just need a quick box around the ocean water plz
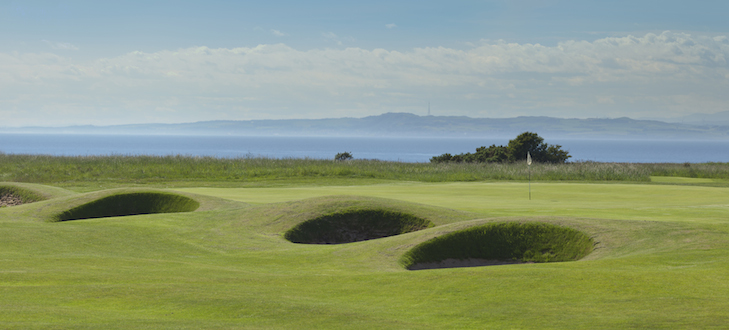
[1,134,729,163]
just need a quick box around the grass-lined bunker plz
[402,222,594,270]
[0,184,45,207]
[55,192,199,221]
[285,209,434,244]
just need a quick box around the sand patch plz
[408,258,531,270]
[0,194,24,207]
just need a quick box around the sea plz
[1,133,729,163]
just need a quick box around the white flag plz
[527,152,532,165]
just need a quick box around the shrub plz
[334,152,354,161]
[431,132,570,164]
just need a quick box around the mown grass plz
[3,154,729,327]
[2,183,729,329]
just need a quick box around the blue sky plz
[2,0,729,126]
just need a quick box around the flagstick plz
[527,152,532,200]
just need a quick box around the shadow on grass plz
[55,192,199,221]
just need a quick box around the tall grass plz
[0,154,657,184]
[642,162,729,179]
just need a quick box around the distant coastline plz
[3,112,729,140]
[2,134,729,163]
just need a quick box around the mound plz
[0,185,45,207]
[55,192,200,221]
[401,222,594,270]
[285,209,434,244]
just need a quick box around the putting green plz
[2,181,729,328]
[174,181,729,223]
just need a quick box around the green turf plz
[2,181,729,328]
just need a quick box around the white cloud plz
[385,23,397,29]
[271,29,287,37]
[322,32,343,45]
[42,40,79,50]
[2,31,729,125]
[322,32,355,46]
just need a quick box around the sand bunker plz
[402,222,593,270]
[56,192,199,221]
[0,185,44,207]
[285,209,433,244]
[0,193,24,207]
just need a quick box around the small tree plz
[430,132,570,164]
[507,132,570,163]
[334,152,353,161]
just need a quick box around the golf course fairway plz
[2,181,728,328]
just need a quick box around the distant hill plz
[666,110,729,126]
[4,113,729,139]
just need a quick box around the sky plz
[2,0,729,127]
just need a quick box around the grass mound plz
[285,209,434,244]
[0,184,45,207]
[55,192,200,221]
[401,222,594,270]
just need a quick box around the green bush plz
[401,222,594,269]
[431,132,570,164]
[334,152,354,161]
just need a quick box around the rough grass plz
[400,222,594,269]
[644,162,729,179]
[5,154,729,191]
[0,154,653,187]
[54,192,200,221]
[284,209,434,244]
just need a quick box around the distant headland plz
[3,112,729,139]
